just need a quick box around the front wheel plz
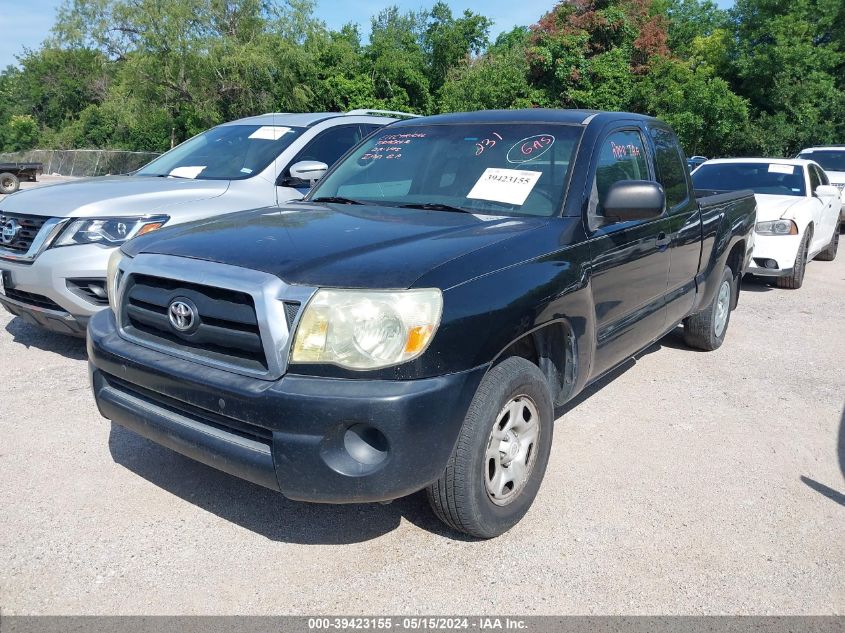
[815,224,839,261]
[427,356,553,538]
[683,265,735,351]
[776,231,810,289]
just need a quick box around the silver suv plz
[0,110,411,335]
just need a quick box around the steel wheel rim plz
[714,280,730,338]
[484,395,541,506]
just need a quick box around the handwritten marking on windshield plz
[507,135,555,163]
[475,132,503,156]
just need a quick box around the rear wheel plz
[683,265,735,351]
[0,172,19,194]
[816,224,839,261]
[776,230,810,289]
[427,356,553,539]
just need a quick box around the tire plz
[815,224,839,261]
[427,356,553,539]
[0,172,20,194]
[683,265,735,351]
[776,230,810,289]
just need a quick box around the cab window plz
[649,127,688,209]
[592,129,650,216]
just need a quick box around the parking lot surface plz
[0,251,843,615]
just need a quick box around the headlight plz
[106,249,125,313]
[54,215,168,247]
[756,219,798,235]
[291,288,443,370]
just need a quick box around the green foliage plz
[634,58,750,156]
[0,0,842,159]
[2,115,40,151]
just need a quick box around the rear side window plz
[593,129,650,214]
[649,127,689,208]
[813,165,829,186]
[808,165,821,193]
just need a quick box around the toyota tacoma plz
[88,109,756,538]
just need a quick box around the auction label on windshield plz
[467,168,542,206]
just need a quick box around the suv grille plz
[4,287,65,312]
[121,273,268,373]
[0,212,50,253]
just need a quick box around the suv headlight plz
[291,288,443,370]
[756,219,798,235]
[54,215,168,247]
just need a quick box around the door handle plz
[656,232,671,249]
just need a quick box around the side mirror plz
[287,160,328,186]
[814,184,840,199]
[603,180,665,222]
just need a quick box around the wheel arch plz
[491,319,578,407]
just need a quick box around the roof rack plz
[345,109,422,119]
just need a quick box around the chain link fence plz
[0,149,161,177]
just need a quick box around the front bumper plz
[88,309,487,503]
[745,232,801,277]
[0,242,112,334]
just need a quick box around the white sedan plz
[692,158,840,289]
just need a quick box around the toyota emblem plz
[1,219,20,245]
[168,298,198,332]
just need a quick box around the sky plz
[1,0,736,70]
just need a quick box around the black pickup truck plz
[88,110,756,538]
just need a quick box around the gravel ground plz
[0,250,843,615]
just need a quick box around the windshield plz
[797,150,845,172]
[692,162,806,197]
[136,124,304,180]
[307,123,583,217]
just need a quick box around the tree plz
[438,46,543,112]
[526,0,670,110]
[726,0,845,155]
[423,2,492,94]
[2,115,39,151]
[634,58,749,156]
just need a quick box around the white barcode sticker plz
[249,126,292,141]
[768,164,795,175]
[467,168,542,206]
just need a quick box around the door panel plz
[587,127,669,379]
[648,126,702,326]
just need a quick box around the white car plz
[796,146,845,220]
[692,158,840,289]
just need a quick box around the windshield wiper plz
[398,202,473,214]
[311,196,364,205]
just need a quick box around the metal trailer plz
[0,162,43,194]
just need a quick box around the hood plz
[126,203,549,288]
[754,194,805,222]
[823,171,845,184]
[0,176,229,217]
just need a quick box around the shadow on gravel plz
[4,317,87,360]
[741,276,776,292]
[799,405,845,508]
[108,424,474,544]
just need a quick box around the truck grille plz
[0,212,50,253]
[120,273,268,374]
